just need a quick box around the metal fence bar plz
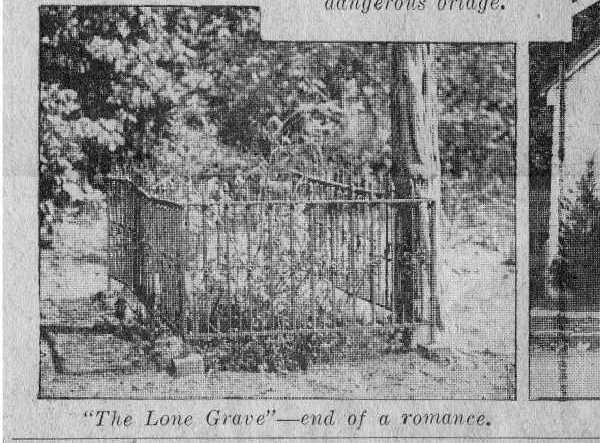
[224,204,232,332]
[188,323,417,341]
[106,181,113,293]
[318,198,326,327]
[308,199,317,331]
[289,202,296,333]
[267,203,274,331]
[349,201,357,323]
[385,202,390,313]
[288,169,388,199]
[369,194,376,324]
[187,198,432,207]
[201,205,209,334]
[245,204,253,334]
[375,200,383,313]
[429,200,440,339]
[329,201,336,328]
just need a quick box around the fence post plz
[349,180,357,323]
[175,205,186,338]
[184,170,192,337]
[428,200,440,343]
[202,204,209,334]
[369,185,376,324]
[392,204,403,323]
[289,202,296,332]
[106,179,112,294]
[309,184,317,330]
[386,200,392,318]
[133,186,145,305]
[152,272,161,328]
[184,270,194,338]
[245,204,253,334]
[267,202,275,330]
[329,200,336,329]
[224,204,233,332]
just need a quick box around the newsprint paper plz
[5,0,600,440]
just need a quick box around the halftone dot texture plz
[39,6,515,399]
[529,13,600,400]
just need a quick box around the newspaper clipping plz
[3,0,600,440]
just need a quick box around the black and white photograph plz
[529,1,600,399]
[38,6,516,399]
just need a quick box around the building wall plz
[548,54,600,202]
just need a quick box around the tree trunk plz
[389,44,443,343]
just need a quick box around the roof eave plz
[545,38,600,97]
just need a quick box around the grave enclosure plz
[106,167,440,347]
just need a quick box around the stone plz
[170,353,206,377]
[417,343,455,364]
[151,334,185,369]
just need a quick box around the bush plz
[551,160,600,294]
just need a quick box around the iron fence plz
[106,173,438,342]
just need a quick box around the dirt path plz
[530,348,600,399]
[40,345,513,399]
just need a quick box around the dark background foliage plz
[550,161,600,293]
[39,6,515,233]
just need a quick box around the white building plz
[546,37,600,267]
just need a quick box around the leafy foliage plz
[437,44,515,178]
[40,6,515,239]
[40,6,260,223]
[39,83,116,235]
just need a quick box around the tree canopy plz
[39,6,515,228]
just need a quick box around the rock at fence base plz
[576,341,592,352]
[417,343,455,364]
[126,297,148,321]
[90,290,118,311]
[385,327,413,353]
[115,296,136,323]
[170,353,206,377]
[411,324,444,349]
[151,335,185,369]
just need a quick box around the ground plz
[530,348,600,399]
[530,310,600,399]
[39,206,516,399]
[40,349,513,399]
